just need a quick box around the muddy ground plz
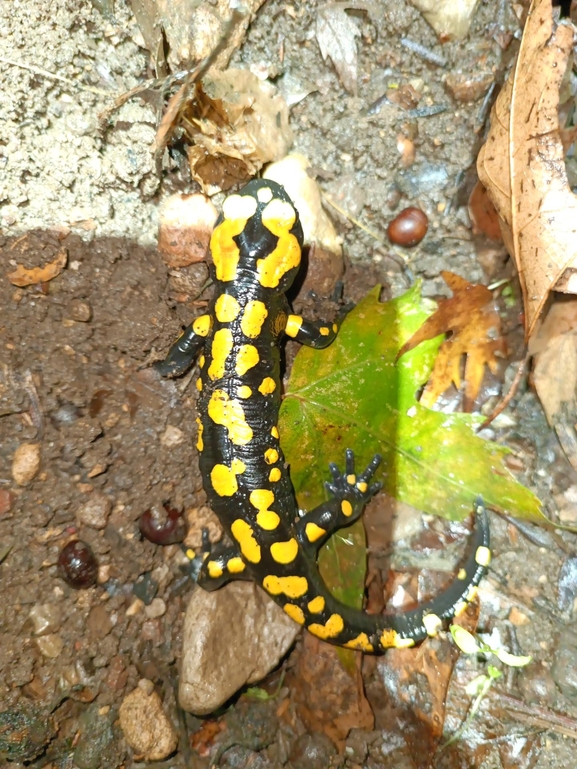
[2,0,577,767]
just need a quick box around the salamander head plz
[210,179,304,293]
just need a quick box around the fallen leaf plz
[287,634,373,747]
[158,193,218,268]
[130,0,266,74]
[281,285,543,526]
[529,300,577,469]
[477,0,577,338]
[7,248,67,287]
[397,271,506,411]
[468,180,503,241]
[316,4,360,95]
[409,0,481,40]
[182,70,292,193]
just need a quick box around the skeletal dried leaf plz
[398,271,506,410]
[316,4,360,95]
[477,0,577,337]
[409,0,481,40]
[183,70,292,193]
[7,248,67,287]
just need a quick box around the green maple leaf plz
[279,285,543,614]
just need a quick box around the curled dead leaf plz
[158,193,218,268]
[183,70,292,193]
[316,4,360,95]
[7,248,67,287]
[477,0,577,337]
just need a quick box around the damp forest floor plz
[1,1,577,768]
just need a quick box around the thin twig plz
[0,55,116,97]
[476,352,530,432]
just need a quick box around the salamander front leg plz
[154,314,212,377]
[296,450,382,554]
[284,304,350,349]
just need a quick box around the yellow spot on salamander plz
[231,519,261,563]
[379,629,400,648]
[343,633,374,652]
[320,326,329,336]
[192,314,212,337]
[185,548,196,560]
[457,568,467,580]
[250,489,280,530]
[305,522,326,543]
[208,390,253,445]
[199,355,205,368]
[241,300,268,338]
[475,546,491,567]
[207,561,223,579]
[307,595,325,614]
[270,538,299,564]
[237,385,252,399]
[215,293,240,323]
[210,458,246,496]
[196,417,204,452]
[308,613,344,640]
[346,474,356,484]
[357,481,368,493]
[208,328,233,380]
[211,195,257,282]
[341,500,353,517]
[264,448,279,464]
[332,323,338,332]
[283,603,305,624]
[227,557,246,574]
[453,600,468,617]
[263,574,308,599]
[256,199,301,288]
[236,344,259,376]
[394,636,416,649]
[269,467,282,482]
[466,586,478,603]
[196,378,202,391]
[258,377,276,395]
[422,613,442,637]
[285,314,303,338]
[271,426,279,439]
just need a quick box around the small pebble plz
[68,299,92,322]
[160,425,185,447]
[145,597,167,619]
[0,489,14,515]
[12,442,41,485]
[77,492,112,530]
[29,603,62,636]
[36,633,64,658]
[119,680,178,761]
[387,207,428,247]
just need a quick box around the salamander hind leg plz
[296,449,382,554]
[182,537,249,591]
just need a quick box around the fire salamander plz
[155,178,491,652]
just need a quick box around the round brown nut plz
[387,207,428,247]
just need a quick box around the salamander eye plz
[57,540,98,589]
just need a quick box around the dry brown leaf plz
[530,300,577,469]
[287,633,374,747]
[468,179,503,241]
[409,0,481,40]
[316,4,360,95]
[130,0,266,74]
[477,0,577,338]
[7,248,67,287]
[182,70,292,193]
[398,271,506,410]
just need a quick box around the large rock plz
[179,582,300,714]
